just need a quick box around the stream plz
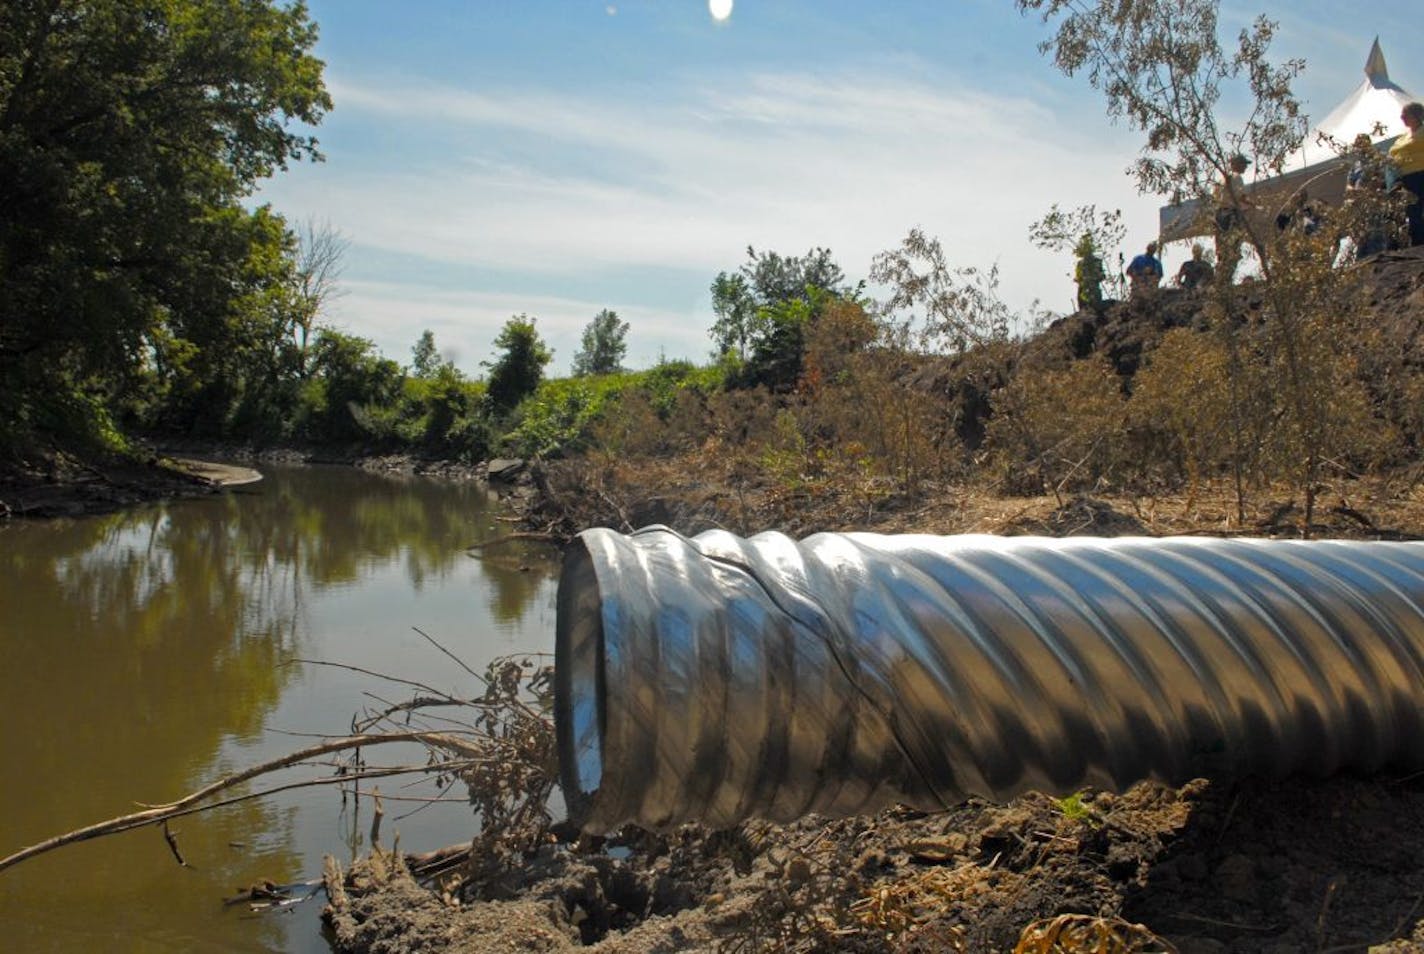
[0,463,559,952]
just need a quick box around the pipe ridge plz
[694,533,959,812]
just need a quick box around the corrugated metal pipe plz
[554,527,1424,834]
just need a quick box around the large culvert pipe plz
[554,527,1424,834]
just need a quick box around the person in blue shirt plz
[1125,241,1164,299]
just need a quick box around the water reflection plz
[0,464,558,952]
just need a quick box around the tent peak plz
[1365,38,1390,86]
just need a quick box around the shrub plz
[1126,327,1235,488]
[985,358,1128,495]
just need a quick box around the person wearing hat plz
[1213,153,1251,283]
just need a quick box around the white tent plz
[1159,39,1416,242]
[1289,39,1414,169]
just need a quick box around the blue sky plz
[257,1,1418,376]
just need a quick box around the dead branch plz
[0,732,483,874]
[286,658,462,703]
[411,626,483,683]
[352,693,471,733]
[162,822,190,868]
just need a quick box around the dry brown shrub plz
[706,386,782,453]
[590,389,668,459]
[984,358,1128,497]
[803,297,878,386]
[802,304,961,497]
[798,362,947,497]
[665,386,713,449]
[1126,327,1234,490]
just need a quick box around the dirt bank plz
[0,444,495,520]
[0,450,225,518]
[327,754,1424,952]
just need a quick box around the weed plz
[1013,913,1177,953]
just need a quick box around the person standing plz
[1390,102,1424,247]
[1176,244,1215,289]
[1073,233,1105,311]
[1125,241,1164,300]
[1213,154,1251,282]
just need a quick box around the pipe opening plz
[555,541,605,823]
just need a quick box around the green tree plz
[571,309,628,377]
[484,315,552,414]
[711,247,856,391]
[740,246,846,306]
[709,272,756,359]
[149,205,307,440]
[1017,0,1305,262]
[411,330,442,379]
[0,0,331,452]
[302,329,403,444]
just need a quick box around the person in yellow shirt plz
[1390,102,1424,246]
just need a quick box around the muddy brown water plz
[0,464,559,952]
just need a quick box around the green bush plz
[502,378,611,459]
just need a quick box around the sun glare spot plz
[708,0,733,22]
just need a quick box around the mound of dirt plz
[326,771,1424,953]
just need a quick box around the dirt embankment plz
[0,445,497,519]
[326,731,1424,953]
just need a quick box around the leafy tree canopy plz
[484,315,552,413]
[1016,0,1305,207]
[411,330,442,379]
[0,0,331,451]
[571,309,629,377]
[710,247,860,390]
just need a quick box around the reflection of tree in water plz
[9,466,523,751]
[1,505,307,951]
[478,545,559,624]
[3,466,552,782]
[253,465,557,621]
[0,465,551,950]
[256,465,517,587]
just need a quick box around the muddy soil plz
[0,444,492,519]
[326,772,1424,952]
